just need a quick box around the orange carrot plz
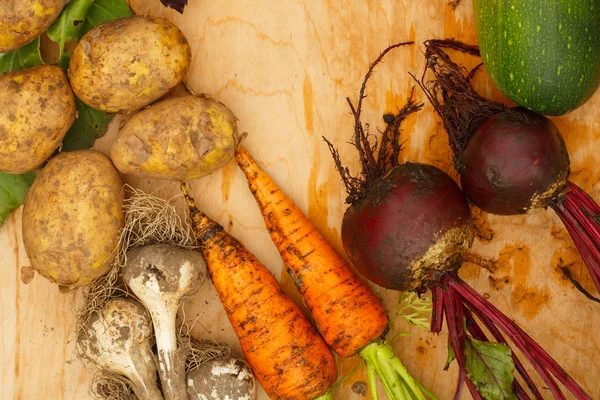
[234,146,388,357]
[180,183,337,400]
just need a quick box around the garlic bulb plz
[123,243,205,400]
[77,298,163,400]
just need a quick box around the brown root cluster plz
[415,39,507,171]
[323,41,423,205]
[90,373,134,400]
[77,186,201,399]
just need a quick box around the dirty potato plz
[0,65,76,174]
[22,150,125,288]
[68,16,191,113]
[110,95,239,180]
[0,0,66,52]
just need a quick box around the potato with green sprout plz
[110,95,239,180]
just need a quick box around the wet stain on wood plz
[220,161,237,203]
[492,244,551,320]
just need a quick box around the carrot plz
[234,145,438,400]
[234,146,388,356]
[180,182,337,400]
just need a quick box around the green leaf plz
[0,172,36,227]
[0,38,43,73]
[47,0,95,45]
[61,98,114,151]
[444,342,456,371]
[465,338,516,400]
[80,0,132,35]
[46,0,132,67]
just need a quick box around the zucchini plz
[473,0,600,115]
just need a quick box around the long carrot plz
[235,146,388,356]
[180,183,337,400]
[234,146,437,400]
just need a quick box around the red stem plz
[551,182,600,293]
[431,286,444,333]
[438,281,483,400]
[449,275,591,400]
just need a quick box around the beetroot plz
[325,43,592,400]
[418,39,600,298]
[342,162,473,291]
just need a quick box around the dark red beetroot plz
[343,162,473,291]
[418,39,600,297]
[325,44,591,400]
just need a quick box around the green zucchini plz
[473,0,600,115]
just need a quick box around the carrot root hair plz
[432,273,591,400]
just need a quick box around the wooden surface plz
[2,1,600,399]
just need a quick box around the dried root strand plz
[415,39,506,171]
[377,87,423,173]
[90,372,135,400]
[184,338,232,373]
[324,41,423,205]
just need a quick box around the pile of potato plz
[1,7,240,288]
[1,2,250,399]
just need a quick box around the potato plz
[0,65,76,174]
[110,95,239,180]
[22,150,125,288]
[68,16,191,113]
[0,0,65,52]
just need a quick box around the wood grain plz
[1,0,599,399]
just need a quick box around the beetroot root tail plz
[551,182,600,295]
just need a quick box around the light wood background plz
[1,0,600,399]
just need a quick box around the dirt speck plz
[351,381,367,395]
[20,267,35,284]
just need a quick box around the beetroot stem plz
[459,286,567,400]
[442,283,483,400]
[431,286,444,333]
[551,183,600,293]
[449,275,592,400]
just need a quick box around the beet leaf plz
[465,338,515,400]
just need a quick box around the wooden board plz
[2,0,600,399]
